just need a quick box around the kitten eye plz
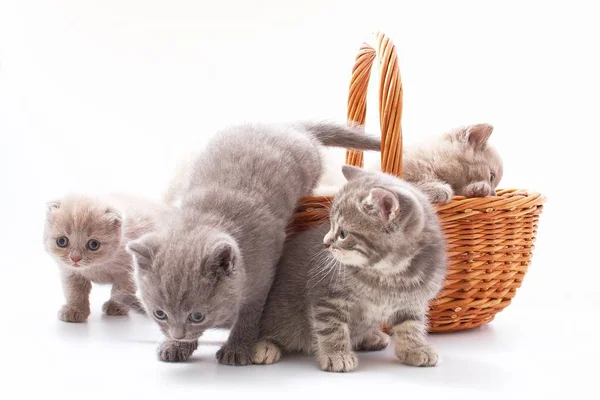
[56,236,69,248]
[490,172,496,182]
[87,239,101,251]
[153,310,167,320]
[188,312,205,323]
[339,229,348,240]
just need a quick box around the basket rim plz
[297,188,546,208]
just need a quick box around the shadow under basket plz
[287,32,547,333]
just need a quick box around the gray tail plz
[301,121,381,151]
[111,292,147,316]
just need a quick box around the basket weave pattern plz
[288,33,546,333]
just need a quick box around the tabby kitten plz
[43,194,170,322]
[126,121,381,365]
[253,165,447,372]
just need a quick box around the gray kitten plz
[125,121,381,365]
[252,165,447,372]
[43,194,171,322]
[403,123,503,203]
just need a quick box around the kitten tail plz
[111,292,147,316]
[302,121,381,151]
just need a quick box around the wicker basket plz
[288,32,546,333]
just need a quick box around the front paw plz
[252,340,282,365]
[396,345,439,367]
[464,182,494,198]
[58,305,89,323]
[317,351,358,372]
[157,340,198,362]
[216,343,252,366]
[102,299,128,316]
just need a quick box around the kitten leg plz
[355,330,390,352]
[216,300,264,366]
[391,311,438,367]
[311,301,358,373]
[103,276,136,316]
[58,273,92,323]
[252,340,282,365]
[157,340,198,362]
[415,182,453,203]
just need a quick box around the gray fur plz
[253,166,447,372]
[126,121,381,365]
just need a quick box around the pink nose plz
[70,255,82,263]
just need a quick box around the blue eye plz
[153,310,167,320]
[56,236,69,248]
[87,239,100,251]
[188,312,205,323]
[339,229,348,239]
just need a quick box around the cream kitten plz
[43,194,171,322]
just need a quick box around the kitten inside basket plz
[315,123,503,203]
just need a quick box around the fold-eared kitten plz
[252,165,447,372]
[126,121,381,365]
[43,194,171,322]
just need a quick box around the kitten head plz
[437,123,503,197]
[43,195,123,270]
[126,225,243,342]
[324,166,434,269]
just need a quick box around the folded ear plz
[208,240,239,278]
[45,200,61,219]
[361,187,400,224]
[126,233,161,271]
[105,207,123,228]
[342,165,366,181]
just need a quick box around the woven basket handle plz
[345,32,404,177]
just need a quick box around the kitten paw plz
[58,305,89,323]
[102,300,128,316]
[317,351,358,372]
[396,345,439,367]
[464,182,494,198]
[356,330,390,352]
[157,340,198,362]
[252,340,282,365]
[216,343,252,366]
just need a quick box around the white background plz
[0,1,598,399]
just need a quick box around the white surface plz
[1,1,598,399]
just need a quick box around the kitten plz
[402,123,503,203]
[125,121,381,365]
[252,165,447,372]
[43,194,171,322]
[316,123,503,203]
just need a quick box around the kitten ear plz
[126,233,161,271]
[465,124,493,150]
[105,207,123,228]
[46,200,61,213]
[342,165,366,181]
[361,187,400,223]
[209,241,238,278]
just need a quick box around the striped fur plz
[253,167,447,372]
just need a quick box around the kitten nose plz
[170,327,186,340]
[70,255,82,263]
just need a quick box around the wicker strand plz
[345,44,376,168]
